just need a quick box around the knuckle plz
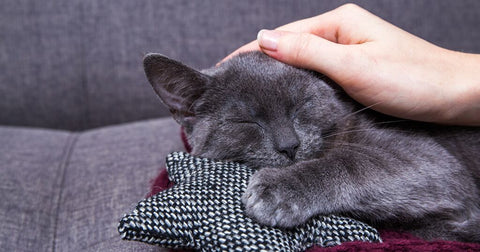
[336,3,367,21]
[338,3,361,13]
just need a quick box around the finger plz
[220,14,334,65]
[270,4,375,43]
[273,10,342,42]
[219,9,342,65]
[257,30,365,86]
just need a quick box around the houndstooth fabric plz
[118,152,381,251]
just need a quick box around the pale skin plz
[222,4,480,126]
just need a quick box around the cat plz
[144,51,480,242]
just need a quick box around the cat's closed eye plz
[226,118,264,129]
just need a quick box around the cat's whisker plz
[322,140,369,151]
[322,140,387,164]
[340,101,386,121]
[323,128,375,140]
[322,126,411,140]
[371,119,409,126]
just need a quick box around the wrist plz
[441,51,480,125]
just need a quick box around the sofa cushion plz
[0,118,184,251]
[0,126,72,251]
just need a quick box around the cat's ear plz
[144,53,209,127]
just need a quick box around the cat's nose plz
[277,139,300,161]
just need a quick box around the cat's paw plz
[242,168,312,227]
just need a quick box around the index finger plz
[219,16,323,64]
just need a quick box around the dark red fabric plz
[147,127,191,198]
[147,128,480,251]
[147,168,172,198]
[309,230,480,251]
[180,126,192,153]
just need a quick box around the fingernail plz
[257,29,280,51]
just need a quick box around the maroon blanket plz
[147,129,480,251]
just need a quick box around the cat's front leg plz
[242,154,377,228]
[242,166,317,227]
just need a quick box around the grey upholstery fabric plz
[1,0,479,130]
[0,118,183,251]
[0,127,72,251]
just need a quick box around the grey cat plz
[144,51,480,242]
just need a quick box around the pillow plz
[118,152,381,251]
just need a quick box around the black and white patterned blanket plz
[118,152,381,251]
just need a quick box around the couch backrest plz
[1,0,479,130]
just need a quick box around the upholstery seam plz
[51,133,80,252]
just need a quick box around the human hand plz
[223,4,480,125]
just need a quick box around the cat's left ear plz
[144,53,210,128]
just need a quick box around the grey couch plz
[1,1,479,251]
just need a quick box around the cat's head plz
[144,52,352,168]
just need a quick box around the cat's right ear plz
[143,53,209,128]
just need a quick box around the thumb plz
[257,29,357,81]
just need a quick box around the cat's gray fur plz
[144,51,480,242]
